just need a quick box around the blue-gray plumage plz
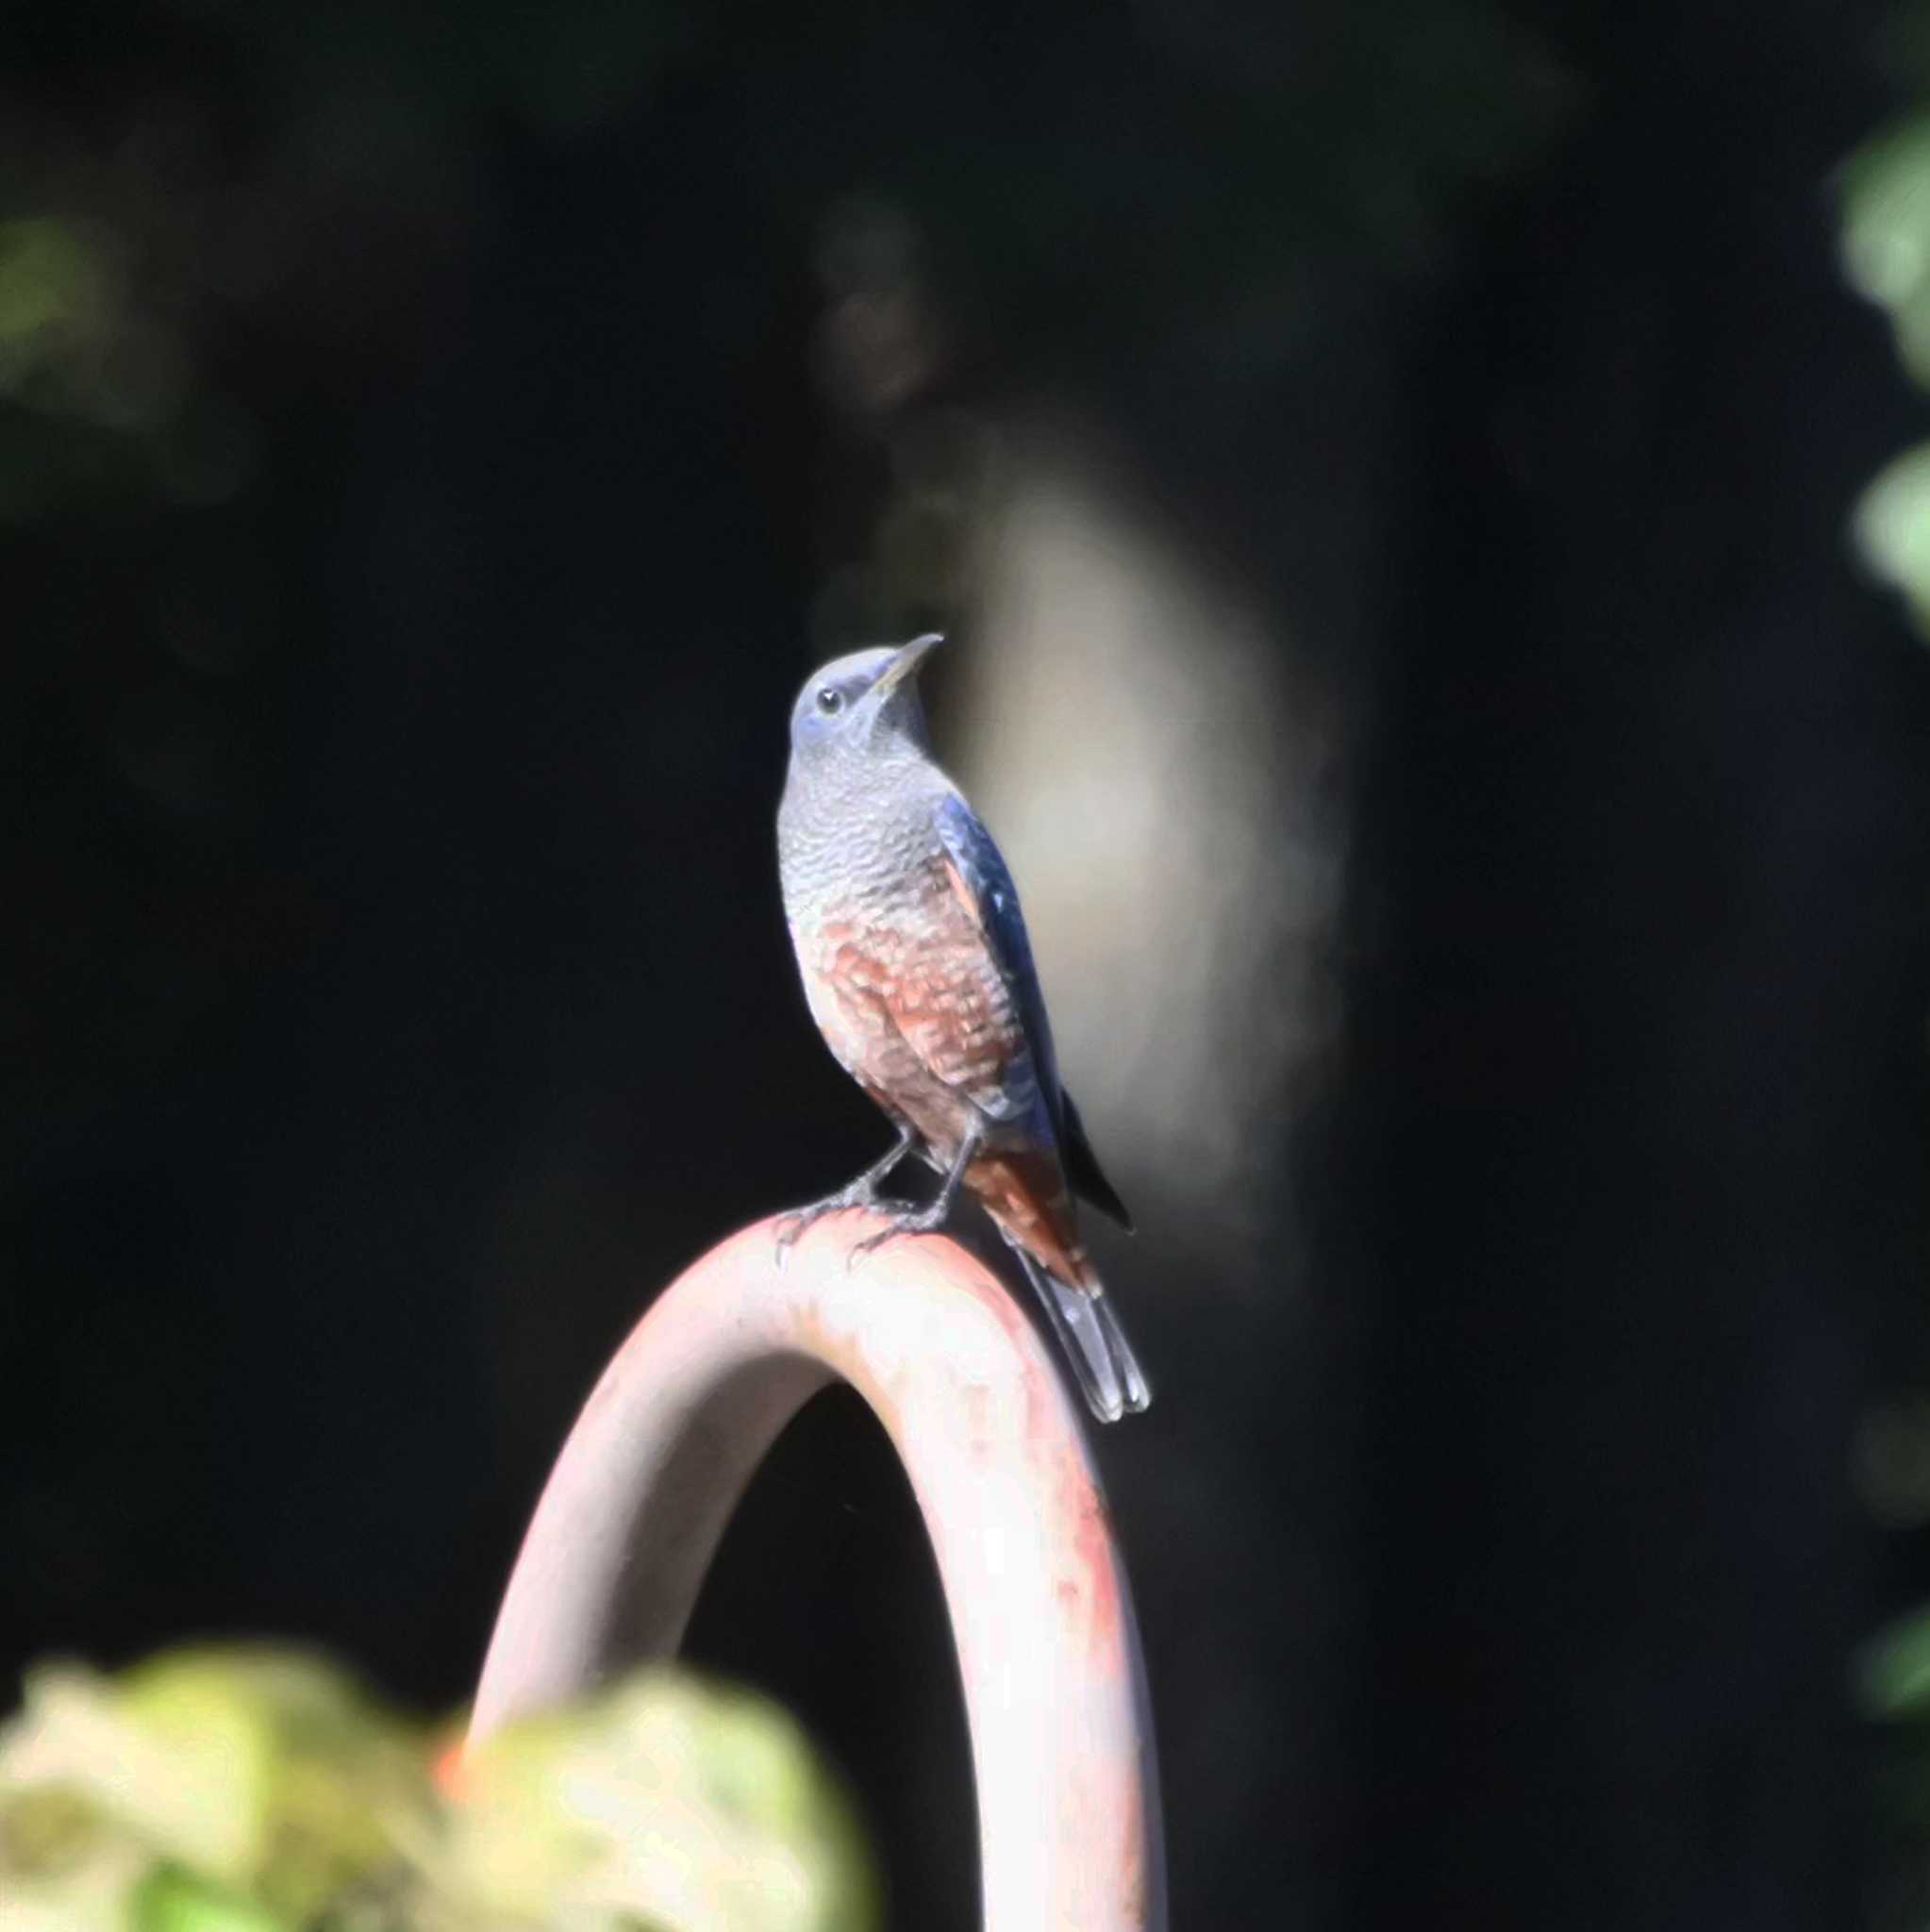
[774,634,1149,1423]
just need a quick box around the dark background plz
[7,3,1930,1928]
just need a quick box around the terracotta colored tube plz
[467,1210,1165,1932]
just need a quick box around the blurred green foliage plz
[1854,440,1930,627]
[0,0,698,523]
[1860,1604,1930,1720]
[1858,1607,1930,1929]
[1843,48,1930,1932]
[1843,111,1930,623]
[0,0,1569,529]
[1843,120,1930,388]
[0,211,217,520]
[0,1644,879,1932]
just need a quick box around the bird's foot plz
[846,1199,952,1266]
[773,1181,882,1263]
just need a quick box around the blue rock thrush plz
[774,633,1151,1423]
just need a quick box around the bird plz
[774,632,1150,1423]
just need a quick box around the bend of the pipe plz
[466,1210,1165,1932]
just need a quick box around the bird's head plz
[787,634,940,769]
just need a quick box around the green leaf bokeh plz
[0,1644,879,1932]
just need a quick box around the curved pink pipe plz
[466,1210,1164,1932]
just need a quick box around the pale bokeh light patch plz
[952,437,1343,1251]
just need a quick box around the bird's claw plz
[773,1212,824,1265]
[844,1226,897,1268]
[845,1210,943,1267]
[773,1184,881,1264]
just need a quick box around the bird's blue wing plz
[934,791,1064,1138]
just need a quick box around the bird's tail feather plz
[1007,1241,1152,1424]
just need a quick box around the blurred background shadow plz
[7,3,1930,1928]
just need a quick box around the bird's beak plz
[872,631,942,699]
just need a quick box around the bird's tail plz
[1007,1241,1152,1424]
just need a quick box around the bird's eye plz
[815,687,844,716]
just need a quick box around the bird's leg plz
[848,1123,983,1262]
[774,1124,919,1258]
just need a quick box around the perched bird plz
[775,633,1150,1422]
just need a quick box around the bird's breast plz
[793,862,1040,1128]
